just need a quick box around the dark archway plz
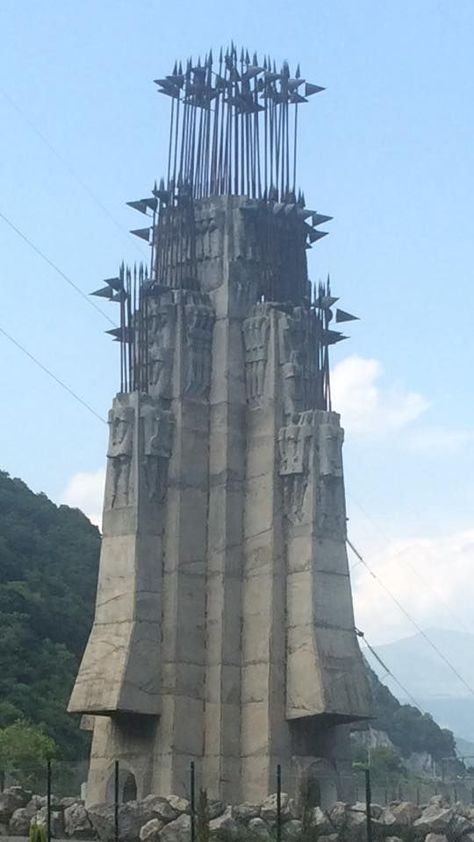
[122,772,137,803]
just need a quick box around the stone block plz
[158,814,191,842]
[64,802,95,838]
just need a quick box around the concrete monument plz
[69,46,371,806]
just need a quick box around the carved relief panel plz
[141,399,174,502]
[315,416,347,539]
[279,306,315,418]
[242,302,271,408]
[182,291,215,398]
[278,410,314,523]
[146,295,177,399]
[106,399,135,509]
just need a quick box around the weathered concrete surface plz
[69,195,371,804]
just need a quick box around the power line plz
[0,208,116,328]
[0,87,148,260]
[347,537,474,700]
[355,628,424,711]
[348,494,473,636]
[0,324,107,426]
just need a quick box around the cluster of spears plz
[154,45,325,203]
[91,47,359,402]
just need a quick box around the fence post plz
[190,761,195,842]
[114,760,119,842]
[365,768,372,842]
[47,760,52,842]
[276,764,282,842]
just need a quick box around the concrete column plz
[241,309,290,800]
[153,293,213,795]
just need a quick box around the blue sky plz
[1,0,473,645]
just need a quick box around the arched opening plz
[105,767,138,804]
[304,773,321,807]
[122,772,137,803]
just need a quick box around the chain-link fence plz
[2,760,474,842]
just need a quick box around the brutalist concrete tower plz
[69,47,371,806]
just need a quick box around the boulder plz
[391,802,422,826]
[141,797,178,824]
[281,819,302,841]
[233,803,260,822]
[5,788,32,809]
[140,818,165,842]
[87,803,116,842]
[430,797,450,809]
[207,801,225,821]
[88,801,153,842]
[247,818,271,840]
[379,808,397,828]
[28,796,44,812]
[9,807,32,836]
[317,835,339,842]
[166,797,190,816]
[0,792,25,823]
[424,835,448,842]
[310,806,332,834]
[385,837,404,842]
[327,802,348,829]
[64,802,95,838]
[158,814,191,842]
[346,805,368,839]
[261,793,290,822]
[209,806,238,839]
[62,798,82,810]
[450,814,474,837]
[414,806,454,835]
[37,795,62,811]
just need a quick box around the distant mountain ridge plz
[372,628,474,743]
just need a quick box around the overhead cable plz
[0,324,107,426]
[0,208,116,327]
[348,538,474,700]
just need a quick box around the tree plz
[0,470,100,759]
[0,721,57,789]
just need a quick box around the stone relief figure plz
[316,418,346,538]
[141,401,174,502]
[183,294,215,398]
[318,421,344,478]
[278,411,314,522]
[279,307,312,417]
[243,302,271,408]
[195,214,219,261]
[107,403,134,508]
[147,298,176,398]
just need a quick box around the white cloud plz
[331,355,429,436]
[351,529,474,645]
[61,468,105,526]
[406,425,474,453]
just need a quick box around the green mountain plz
[0,470,100,760]
[0,469,458,770]
[365,666,457,760]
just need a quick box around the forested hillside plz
[0,469,457,770]
[365,666,456,760]
[0,470,100,760]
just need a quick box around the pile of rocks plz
[2,787,474,842]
